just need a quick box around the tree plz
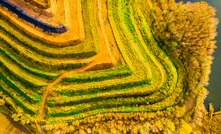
[0,99,5,106]
[177,119,192,134]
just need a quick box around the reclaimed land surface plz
[0,0,220,133]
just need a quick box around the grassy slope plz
[45,0,182,126]
[0,0,194,133]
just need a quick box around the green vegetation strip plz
[51,74,148,97]
[0,50,47,87]
[0,80,38,115]
[0,92,22,114]
[64,65,132,83]
[0,0,190,130]
[47,0,159,107]
[45,0,180,123]
[0,1,99,58]
[0,70,41,103]
[137,0,187,111]
[47,83,169,117]
[0,36,130,83]
[49,0,163,97]
[0,28,88,72]
[0,38,59,80]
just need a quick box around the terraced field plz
[0,0,219,133]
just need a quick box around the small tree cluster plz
[149,0,218,133]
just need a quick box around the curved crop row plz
[44,0,179,126]
[0,1,99,58]
[0,0,104,87]
[0,30,88,72]
[0,70,41,103]
[0,0,218,133]
[0,0,128,127]
[0,0,85,46]
[0,0,66,33]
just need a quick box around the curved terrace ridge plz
[0,0,66,33]
[0,0,220,133]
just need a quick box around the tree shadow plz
[2,113,31,134]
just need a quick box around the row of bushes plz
[45,0,180,127]
[64,65,132,83]
[0,28,89,72]
[140,0,218,133]
[44,0,177,123]
[0,0,201,134]
[119,0,186,113]
[0,12,98,58]
[41,0,217,133]
[0,82,38,115]
[47,79,150,106]
[0,37,59,80]
[45,0,161,124]
[0,69,41,102]
[0,50,47,87]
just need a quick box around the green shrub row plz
[47,79,150,105]
[0,51,47,87]
[117,0,181,110]
[0,79,38,115]
[0,28,89,72]
[0,4,99,58]
[0,69,41,102]
[64,65,132,83]
[47,83,171,117]
[49,0,163,98]
[45,0,177,124]
[0,36,130,83]
[138,0,188,110]
[0,38,59,80]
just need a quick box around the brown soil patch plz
[185,99,195,114]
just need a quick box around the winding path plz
[38,0,119,119]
